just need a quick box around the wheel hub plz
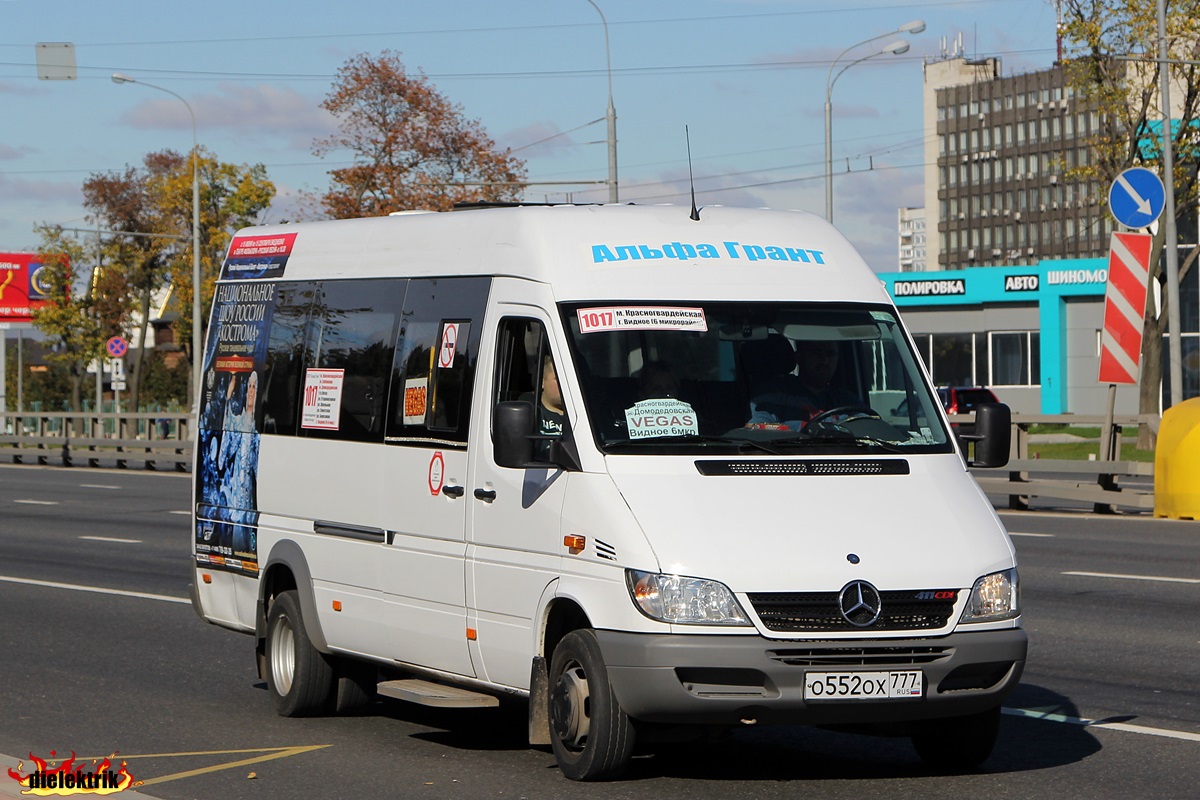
[550,663,591,749]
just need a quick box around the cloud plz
[0,144,35,160]
[501,121,582,158]
[118,84,335,150]
[0,174,81,204]
[0,80,42,97]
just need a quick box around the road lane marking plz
[168,510,190,516]
[1005,707,1200,743]
[13,499,58,505]
[1063,570,1200,585]
[80,535,142,544]
[79,483,121,489]
[1009,532,1055,538]
[0,574,188,605]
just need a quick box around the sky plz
[0,0,1062,273]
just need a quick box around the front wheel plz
[548,630,635,781]
[911,705,1001,770]
[266,589,334,717]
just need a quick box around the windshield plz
[561,301,953,455]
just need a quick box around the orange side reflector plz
[332,600,343,612]
[201,574,212,584]
[564,535,586,553]
[466,628,478,641]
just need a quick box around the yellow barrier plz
[1154,397,1200,520]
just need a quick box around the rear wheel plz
[548,629,635,781]
[911,705,1001,770]
[266,590,334,716]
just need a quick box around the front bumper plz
[597,628,1027,725]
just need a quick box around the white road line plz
[79,483,121,490]
[168,510,191,516]
[0,574,189,605]
[1063,570,1200,585]
[1009,532,1055,538]
[13,499,58,505]
[79,535,142,544]
[1005,707,1200,743]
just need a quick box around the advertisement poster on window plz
[195,281,277,576]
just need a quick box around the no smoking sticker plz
[438,323,459,369]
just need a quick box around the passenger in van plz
[638,360,683,400]
[747,339,856,430]
[521,354,565,459]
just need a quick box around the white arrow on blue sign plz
[1108,167,1165,229]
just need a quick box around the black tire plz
[266,589,334,717]
[911,705,1001,770]
[548,629,635,781]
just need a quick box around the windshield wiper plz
[769,435,907,454]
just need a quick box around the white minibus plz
[191,204,1025,781]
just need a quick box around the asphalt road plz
[1,464,1198,799]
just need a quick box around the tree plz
[82,158,173,411]
[82,149,275,409]
[1061,0,1200,445]
[31,227,109,412]
[312,51,527,217]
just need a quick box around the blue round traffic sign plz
[1109,167,1165,229]
[106,336,128,358]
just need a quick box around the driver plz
[747,339,857,430]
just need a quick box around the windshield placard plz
[578,306,707,334]
[625,399,699,439]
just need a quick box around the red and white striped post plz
[1098,232,1153,385]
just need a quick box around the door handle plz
[442,484,465,499]
[473,488,497,502]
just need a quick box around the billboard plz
[0,253,52,323]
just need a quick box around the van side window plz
[493,318,561,458]
[260,282,316,436]
[300,279,407,443]
[384,277,490,445]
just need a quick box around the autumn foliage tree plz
[31,227,113,412]
[80,148,274,408]
[313,51,526,217]
[1061,0,1200,441]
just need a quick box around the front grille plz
[748,590,958,633]
[768,646,952,667]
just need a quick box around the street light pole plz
[824,20,925,222]
[112,72,203,411]
[586,0,618,203]
[1156,0,1184,407]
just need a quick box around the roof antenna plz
[686,125,700,221]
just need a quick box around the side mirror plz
[964,402,1011,468]
[494,401,535,468]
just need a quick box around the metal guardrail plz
[966,413,1158,514]
[0,412,193,471]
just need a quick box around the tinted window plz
[385,277,490,445]
[260,282,316,436]
[300,279,408,442]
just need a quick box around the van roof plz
[221,204,892,304]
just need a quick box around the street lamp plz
[111,72,203,411]
[824,20,925,222]
[586,0,618,202]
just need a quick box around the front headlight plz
[626,570,751,626]
[959,568,1019,623]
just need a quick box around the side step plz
[377,678,499,708]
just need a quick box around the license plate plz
[804,670,923,700]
